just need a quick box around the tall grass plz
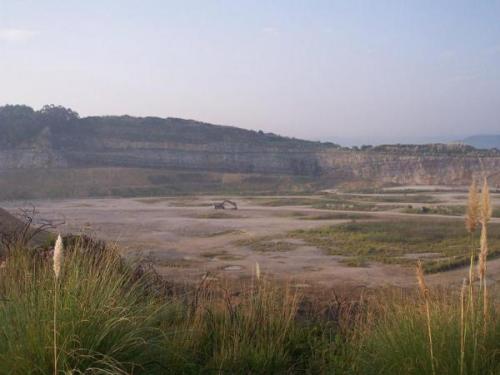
[353,289,500,374]
[352,179,499,375]
[0,237,343,374]
[158,278,347,374]
[0,240,166,374]
[416,260,435,375]
[53,234,63,375]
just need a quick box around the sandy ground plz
[2,189,500,290]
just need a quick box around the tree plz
[38,105,79,122]
[0,105,38,146]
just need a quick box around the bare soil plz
[2,189,499,290]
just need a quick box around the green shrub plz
[0,243,166,374]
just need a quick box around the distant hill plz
[0,105,337,150]
[0,104,335,176]
[2,104,500,199]
[463,135,500,150]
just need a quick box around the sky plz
[1,1,499,144]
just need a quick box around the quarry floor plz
[2,188,500,290]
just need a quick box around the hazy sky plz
[1,1,499,143]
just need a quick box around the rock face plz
[0,106,327,176]
[317,149,500,186]
[1,104,500,197]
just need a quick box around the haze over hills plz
[1,104,500,200]
[462,135,500,150]
[328,135,460,148]
[327,134,500,149]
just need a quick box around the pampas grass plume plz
[480,178,491,225]
[466,180,480,233]
[479,178,491,330]
[479,225,488,282]
[53,234,64,375]
[255,262,261,281]
[478,179,491,285]
[53,234,63,279]
[416,260,429,297]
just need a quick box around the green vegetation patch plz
[290,219,500,272]
[312,200,401,212]
[255,197,322,206]
[254,195,402,212]
[200,250,245,261]
[301,212,373,220]
[403,205,465,216]
[235,236,300,252]
[339,256,369,267]
[336,194,441,204]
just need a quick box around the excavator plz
[213,200,238,210]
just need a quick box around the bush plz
[0,242,166,374]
